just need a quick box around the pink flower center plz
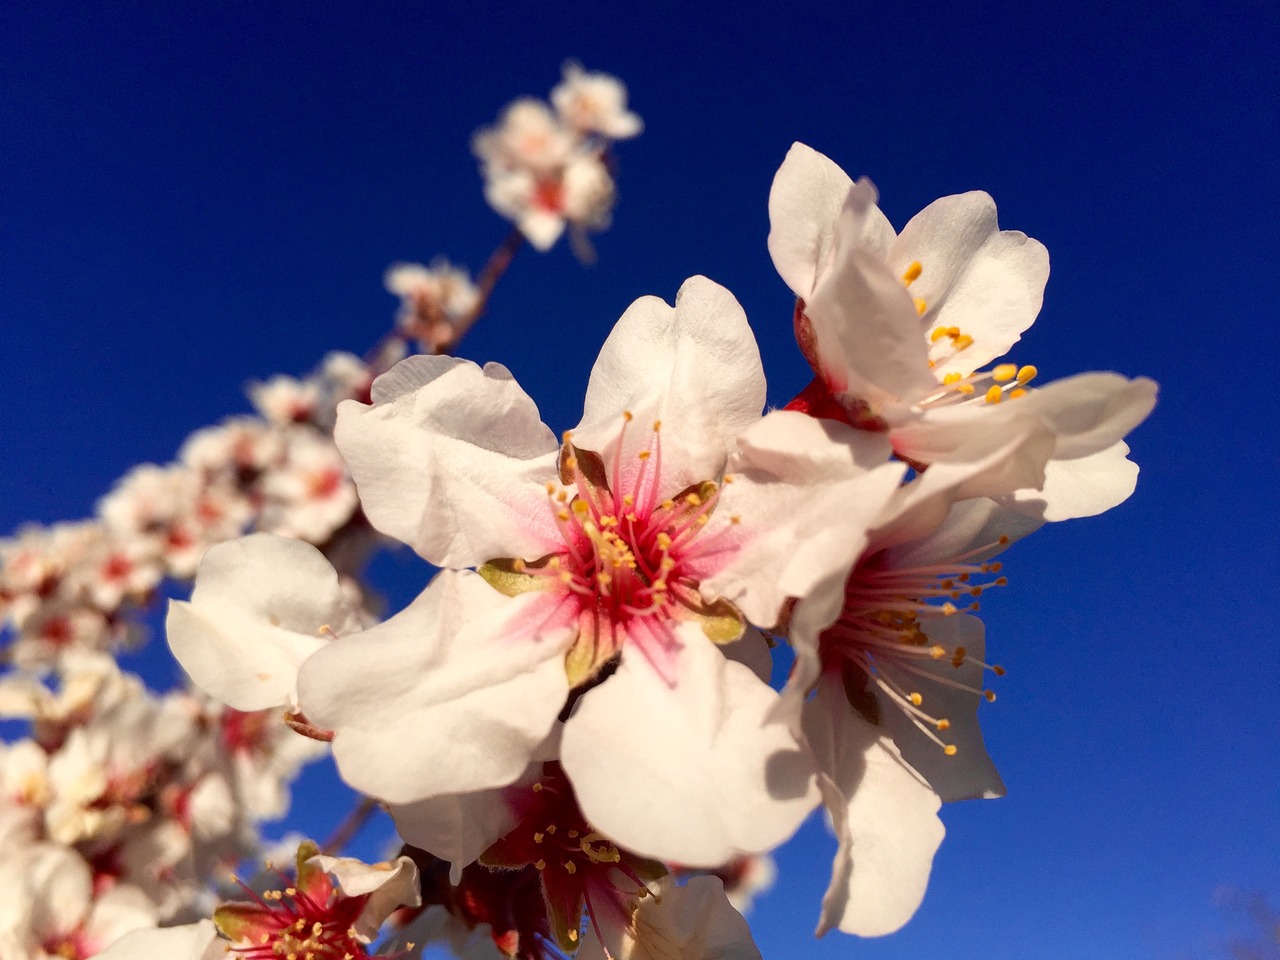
[498,413,741,686]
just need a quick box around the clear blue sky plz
[2,2,1276,958]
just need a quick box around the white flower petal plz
[389,785,518,885]
[307,854,421,941]
[890,191,1049,374]
[561,628,818,866]
[335,356,560,567]
[579,875,762,960]
[1008,372,1158,459]
[700,411,903,628]
[298,570,572,804]
[767,142,855,298]
[574,277,766,497]
[998,440,1140,521]
[95,920,223,960]
[165,533,357,711]
[804,679,944,937]
[807,182,938,405]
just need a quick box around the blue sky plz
[2,2,1277,958]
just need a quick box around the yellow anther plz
[943,371,963,385]
[1008,387,1027,399]
[638,450,652,460]
[535,859,546,870]
[984,385,1003,404]
[622,494,634,506]
[568,829,579,838]
[685,492,703,506]
[995,576,1008,586]
[697,515,710,526]
[941,602,957,616]
[944,744,958,756]
[1016,364,1038,383]
[513,558,526,572]
[532,782,544,791]
[572,499,590,515]
[957,383,975,395]
[312,923,323,936]
[929,326,949,343]
[993,665,1007,676]
[984,690,997,702]
[556,489,568,502]
[652,580,668,591]
[548,557,561,568]
[655,532,672,549]
[901,260,923,284]
[564,861,577,874]
[936,718,951,731]
[653,419,662,431]
[908,692,923,706]
[722,473,735,483]
[914,297,928,316]
[562,430,574,443]
[557,509,570,522]
[623,410,633,422]
[993,363,1018,382]
[998,535,1010,545]
[564,456,578,471]
[568,929,579,942]
[661,499,675,510]
[286,888,297,897]
[546,824,556,834]
[533,832,544,843]
[545,481,556,494]
[953,334,974,350]
[931,645,947,659]
[730,514,741,524]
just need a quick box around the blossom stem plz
[321,795,379,855]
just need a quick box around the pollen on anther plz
[653,419,662,432]
[936,718,951,731]
[638,450,652,461]
[545,482,556,494]
[993,665,1007,676]
[944,744,958,756]
[1008,387,1028,399]
[533,832,544,843]
[564,861,577,875]
[943,372,963,385]
[623,410,633,422]
[901,260,923,284]
[984,385,1003,404]
[535,859,546,870]
[908,692,923,706]
[1016,364,1038,383]
[984,690,997,702]
[993,363,1018,382]
[954,334,974,350]
[914,297,928,316]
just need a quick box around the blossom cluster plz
[0,350,386,674]
[163,140,1156,955]
[2,62,1158,960]
[474,62,642,258]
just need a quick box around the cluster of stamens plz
[900,259,1040,408]
[822,536,1012,755]
[510,412,736,678]
[222,874,372,960]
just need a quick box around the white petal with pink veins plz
[335,356,561,568]
[298,569,573,804]
[561,626,818,866]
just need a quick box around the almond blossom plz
[769,142,1157,521]
[298,276,908,867]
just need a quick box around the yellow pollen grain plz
[901,260,923,284]
[656,532,672,549]
[1016,364,1038,383]
[638,450,652,460]
[993,363,1018,382]
[944,744,958,756]
[984,385,1003,404]
[914,297,928,316]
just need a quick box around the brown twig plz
[322,796,379,856]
